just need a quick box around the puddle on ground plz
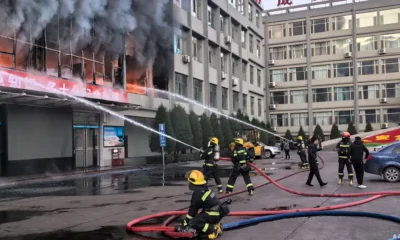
[262,204,298,211]
[0,210,44,225]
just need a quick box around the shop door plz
[74,128,99,168]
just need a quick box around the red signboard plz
[0,69,128,103]
[362,128,400,144]
[277,0,293,6]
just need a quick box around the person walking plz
[336,132,354,185]
[200,137,223,193]
[306,136,327,187]
[350,136,370,189]
[284,140,290,159]
[280,141,285,158]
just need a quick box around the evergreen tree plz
[149,105,176,153]
[347,121,358,135]
[220,116,233,148]
[297,126,306,141]
[266,121,276,146]
[330,123,341,139]
[200,113,214,147]
[284,129,293,141]
[170,105,193,151]
[365,122,373,132]
[188,111,203,149]
[209,113,225,148]
[313,124,325,141]
[259,121,268,144]
[229,113,239,136]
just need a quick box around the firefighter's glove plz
[223,199,233,205]
[249,159,254,163]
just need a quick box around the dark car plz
[364,142,400,182]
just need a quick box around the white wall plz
[100,113,125,167]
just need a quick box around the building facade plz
[264,0,400,138]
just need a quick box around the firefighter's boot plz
[208,223,222,239]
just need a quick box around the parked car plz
[364,142,400,182]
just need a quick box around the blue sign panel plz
[159,124,166,147]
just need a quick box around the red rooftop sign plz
[277,0,293,6]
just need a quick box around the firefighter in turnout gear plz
[297,136,309,169]
[225,138,255,196]
[175,170,230,239]
[336,132,354,185]
[200,137,223,193]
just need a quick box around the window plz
[332,15,352,31]
[311,18,329,33]
[250,96,255,115]
[271,114,289,127]
[334,86,354,101]
[248,3,253,21]
[311,41,330,56]
[174,28,184,54]
[256,11,260,27]
[250,65,254,84]
[210,84,217,108]
[257,69,261,87]
[208,45,217,68]
[314,112,332,125]
[270,69,287,83]
[192,36,202,62]
[220,15,227,34]
[290,90,308,104]
[231,22,239,43]
[359,109,380,124]
[249,34,254,53]
[312,88,332,102]
[175,73,188,97]
[358,85,379,100]
[356,12,377,28]
[332,39,352,54]
[380,9,400,25]
[383,108,400,123]
[222,87,228,110]
[333,62,353,77]
[256,40,261,57]
[382,58,399,73]
[270,91,288,104]
[269,24,286,39]
[289,44,306,59]
[232,60,239,77]
[335,111,355,124]
[382,33,400,49]
[229,0,236,8]
[289,21,306,36]
[241,29,246,48]
[193,79,203,103]
[243,94,247,114]
[289,66,307,81]
[192,0,202,20]
[258,98,262,116]
[269,46,286,60]
[291,112,308,127]
[312,65,330,79]
[238,0,244,15]
[357,36,377,51]
[358,60,378,75]
[221,52,227,72]
[382,83,400,98]
[207,5,215,29]
[242,62,247,82]
[233,91,239,111]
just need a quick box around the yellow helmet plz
[298,136,303,141]
[235,138,244,145]
[186,170,206,185]
[209,137,219,145]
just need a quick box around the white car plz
[258,142,281,158]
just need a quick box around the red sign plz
[0,69,128,103]
[277,0,293,7]
[362,128,400,144]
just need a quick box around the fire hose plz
[127,157,400,238]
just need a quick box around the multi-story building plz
[264,0,400,139]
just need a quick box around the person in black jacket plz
[349,136,370,189]
[306,136,327,187]
[200,137,222,193]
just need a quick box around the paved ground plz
[0,151,399,240]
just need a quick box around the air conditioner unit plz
[269,104,277,110]
[344,52,352,58]
[379,48,387,55]
[221,72,227,80]
[381,123,388,129]
[225,36,232,44]
[272,127,277,132]
[182,55,191,63]
[232,77,239,87]
[380,97,388,103]
[269,82,276,88]
[268,60,275,65]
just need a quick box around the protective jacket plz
[185,186,221,224]
[297,140,306,153]
[337,139,351,159]
[232,146,251,172]
[200,145,220,167]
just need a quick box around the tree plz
[209,113,225,148]
[149,105,176,153]
[313,124,325,141]
[347,121,358,135]
[188,111,203,149]
[330,123,341,140]
[365,122,373,132]
[220,116,233,148]
[284,129,293,141]
[266,121,276,146]
[297,126,306,142]
[170,105,193,151]
[259,121,268,144]
[200,113,214,147]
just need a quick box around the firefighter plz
[225,138,254,196]
[200,137,223,193]
[175,170,230,239]
[297,136,309,169]
[336,132,354,185]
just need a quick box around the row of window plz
[271,108,400,127]
[269,33,400,60]
[268,8,400,39]
[270,58,400,83]
[271,83,400,104]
